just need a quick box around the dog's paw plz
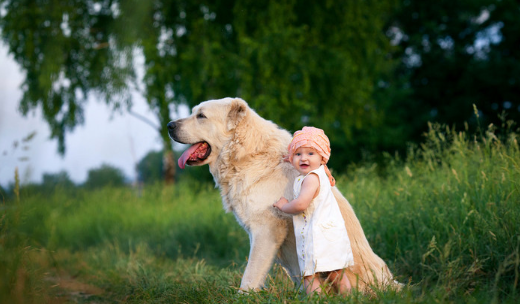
[237,286,262,295]
[393,280,405,291]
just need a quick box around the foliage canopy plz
[1,0,519,172]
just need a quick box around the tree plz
[228,0,402,167]
[41,171,75,189]
[83,164,126,189]
[0,0,134,154]
[19,170,76,195]
[128,0,402,168]
[136,150,163,184]
[387,0,520,143]
[0,0,401,175]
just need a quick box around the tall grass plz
[1,120,519,303]
[7,181,249,264]
[338,121,520,301]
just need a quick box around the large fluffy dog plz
[168,97,399,292]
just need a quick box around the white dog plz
[168,97,399,292]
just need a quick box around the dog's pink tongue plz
[178,143,204,169]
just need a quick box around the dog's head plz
[168,97,247,169]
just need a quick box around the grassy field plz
[1,122,519,303]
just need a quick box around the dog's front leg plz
[240,220,287,291]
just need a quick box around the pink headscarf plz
[286,126,336,187]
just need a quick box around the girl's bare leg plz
[328,269,352,294]
[303,274,322,295]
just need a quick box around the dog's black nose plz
[167,121,176,132]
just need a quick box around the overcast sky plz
[0,42,188,188]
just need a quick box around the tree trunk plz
[156,91,176,184]
[163,140,176,185]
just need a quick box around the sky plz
[0,42,187,188]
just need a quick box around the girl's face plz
[291,146,323,175]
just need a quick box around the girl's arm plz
[273,174,320,214]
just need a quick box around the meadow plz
[1,121,519,303]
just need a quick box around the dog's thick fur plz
[168,97,398,292]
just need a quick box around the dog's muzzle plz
[167,121,178,141]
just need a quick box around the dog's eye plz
[197,113,206,119]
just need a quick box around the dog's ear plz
[227,98,248,130]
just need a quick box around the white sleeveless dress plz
[293,165,354,276]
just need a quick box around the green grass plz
[1,122,519,303]
[338,123,520,302]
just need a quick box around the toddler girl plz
[273,126,354,295]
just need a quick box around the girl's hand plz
[273,197,289,211]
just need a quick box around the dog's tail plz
[332,187,402,292]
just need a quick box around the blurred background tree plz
[388,0,520,144]
[83,163,126,189]
[40,171,75,189]
[18,171,76,195]
[0,0,518,177]
[136,150,164,184]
